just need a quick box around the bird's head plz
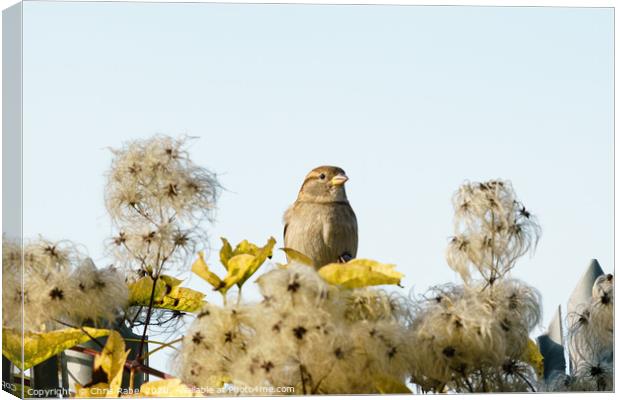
[297,166,350,203]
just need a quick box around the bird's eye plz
[319,173,326,180]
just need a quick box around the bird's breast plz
[284,201,358,268]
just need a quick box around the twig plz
[128,369,135,390]
[121,242,147,270]
[128,306,143,328]
[53,319,105,349]
[136,275,160,360]
[123,338,179,347]
[460,371,474,393]
[130,204,159,227]
[515,371,536,392]
[137,337,182,362]
[299,364,307,395]
[311,363,335,394]
[236,286,243,307]
[71,346,175,380]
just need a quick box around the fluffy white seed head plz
[178,264,414,394]
[105,135,220,273]
[567,273,614,377]
[2,237,129,332]
[407,278,542,392]
[446,180,541,284]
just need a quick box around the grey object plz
[536,305,566,382]
[567,259,604,318]
[32,357,62,398]
[2,1,22,240]
[566,259,604,373]
[3,2,24,398]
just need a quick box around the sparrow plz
[283,166,358,269]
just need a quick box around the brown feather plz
[283,166,358,269]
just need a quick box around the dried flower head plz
[446,180,541,284]
[178,264,413,394]
[105,135,221,274]
[2,237,128,332]
[567,273,614,382]
[407,278,542,392]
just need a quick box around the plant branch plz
[52,319,105,349]
[137,337,182,362]
[136,275,160,361]
[515,371,536,392]
[71,345,175,380]
[128,306,144,328]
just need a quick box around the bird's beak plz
[330,174,349,186]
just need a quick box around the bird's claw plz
[338,253,353,263]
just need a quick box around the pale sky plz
[21,2,613,375]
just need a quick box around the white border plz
[0,1,616,400]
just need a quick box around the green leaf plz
[318,259,403,289]
[2,327,110,370]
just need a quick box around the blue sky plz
[21,2,613,375]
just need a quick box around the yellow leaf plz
[93,331,130,397]
[219,254,256,293]
[128,276,166,306]
[156,287,206,312]
[281,247,314,267]
[192,251,223,289]
[237,237,276,286]
[374,374,412,394]
[2,327,110,370]
[522,338,544,379]
[226,237,276,260]
[219,238,233,270]
[159,275,183,291]
[318,259,404,289]
[138,379,195,397]
[75,383,113,398]
[128,275,205,313]
[234,239,260,256]
[217,237,277,291]
[207,374,232,388]
[10,383,30,398]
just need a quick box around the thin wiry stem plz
[71,346,175,380]
[136,275,160,361]
[128,306,143,328]
[137,337,182,362]
[53,319,105,349]
[514,370,536,392]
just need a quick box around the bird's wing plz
[346,203,359,257]
[283,204,294,245]
[322,202,358,260]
